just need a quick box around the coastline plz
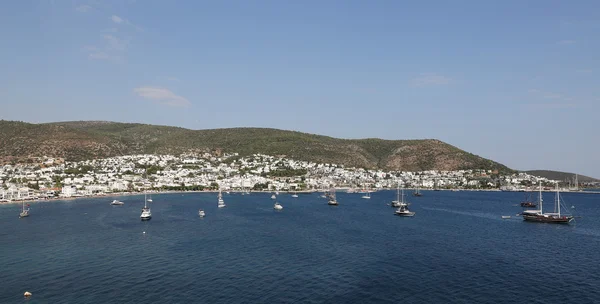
[3,187,598,206]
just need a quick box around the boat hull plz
[522,214,573,224]
[395,212,415,217]
[140,216,151,221]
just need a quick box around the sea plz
[1,190,599,303]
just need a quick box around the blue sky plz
[1,1,599,177]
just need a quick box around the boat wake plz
[421,207,503,221]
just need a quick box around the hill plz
[0,120,512,172]
[523,170,599,183]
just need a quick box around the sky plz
[1,0,599,177]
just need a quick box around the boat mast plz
[538,181,543,214]
[397,182,400,202]
[556,182,561,217]
[144,192,147,208]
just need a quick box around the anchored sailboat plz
[395,187,415,217]
[140,193,152,221]
[327,189,338,205]
[522,182,573,224]
[19,202,30,218]
[218,189,226,208]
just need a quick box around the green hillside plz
[0,120,512,172]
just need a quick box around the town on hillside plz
[0,152,594,202]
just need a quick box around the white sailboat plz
[19,202,30,218]
[273,201,283,210]
[328,189,338,205]
[147,194,153,202]
[394,187,415,216]
[140,193,152,221]
[291,191,298,198]
[361,190,371,199]
[218,189,226,208]
[391,183,405,208]
[271,193,277,200]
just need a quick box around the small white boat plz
[271,194,276,200]
[327,189,338,205]
[361,191,371,199]
[19,202,30,218]
[501,215,511,219]
[110,200,125,205]
[273,202,283,210]
[394,207,415,217]
[199,209,206,217]
[393,184,415,216]
[291,193,298,198]
[218,189,226,208]
[140,193,152,221]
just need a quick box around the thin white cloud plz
[89,52,109,60]
[526,89,579,109]
[76,5,92,12]
[411,73,452,87]
[133,87,191,107]
[526,103,577,109]
[112,15,123,24]
[110,14,144,31]
[103,34,128,51]
[557,40,576,45]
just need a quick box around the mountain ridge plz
[0,120,511,172]
[523,170,599,183]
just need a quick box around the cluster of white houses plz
[0,153,560,202]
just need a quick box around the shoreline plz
[3,188,598,206]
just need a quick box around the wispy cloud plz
[103,34,128,51]
[76,5,92,12]
[525,103,577,110]
[526,89,578,109]
[111,15,123,24]
[133,87,191,107]
[410,73,452,87]
[557,40,576,45]
[89,52,109,60]
[110,14,143,31]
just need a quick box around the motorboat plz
[110,200,125,205]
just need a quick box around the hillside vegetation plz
[0,120,512,172]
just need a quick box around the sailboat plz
[291,191,298,198]
[522,182,573,224]
[140,193,152,221]
[218,189,226,208]
[327,189,338,205]
[413,186,422,197]
[391,183,405,208]
[19,202,30,218]
[520,192,536,208]
[394,187,415,216]
[271,193,277,200]
[147,194,153,203]
[361,190,371,199]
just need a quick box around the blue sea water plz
[1,190,599,303]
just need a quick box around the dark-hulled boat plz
[522,182,573,224]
